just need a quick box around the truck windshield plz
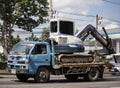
[10,42,34,55]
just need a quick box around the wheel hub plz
[39,72,46,79]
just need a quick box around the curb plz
[0,73,14,75]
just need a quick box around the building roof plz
[100,28,120,40]
[108,33,120,40]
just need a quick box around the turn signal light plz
[25,62,29,64]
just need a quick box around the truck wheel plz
[86,68,99,81]
[64,74,78,81]
[16,74,29,82]
[34,67,50,83]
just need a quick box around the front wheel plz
[85,68,99,81]
[34,67,50,83]
[16,74,29,82]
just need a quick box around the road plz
[0,74,120,88]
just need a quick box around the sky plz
[51,0,120,30]
[13,0,120,40]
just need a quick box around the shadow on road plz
[0,77,4,79]
[11,77,120,84]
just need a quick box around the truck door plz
[29,44,50,73]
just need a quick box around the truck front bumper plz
[7,64,29,74]
[8,68,28,74]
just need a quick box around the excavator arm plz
[75,24,115,54]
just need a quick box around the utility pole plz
[49,0,53,19]
[95,14,103,50]
[96,14,98,33]
[95,14,98,50]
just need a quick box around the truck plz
[7,18,115,83]
[106,53,120,75]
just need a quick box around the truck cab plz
[7,41,52,82]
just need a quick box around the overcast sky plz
[13,0,120,40]
[52,0,120,30]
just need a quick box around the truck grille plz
[8,60,25,64]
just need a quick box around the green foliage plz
[25,33,39,41]
[0,53,6,62]
[14,0,49,31]
[25,27,50,41]
[0,35,21,62]
[9,35,21,51]
[0,0,49,31]
[0,62,7,69]
[40,28,50,41]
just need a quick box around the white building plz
[107,28,120,53]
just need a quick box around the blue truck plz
[7,38,111,83]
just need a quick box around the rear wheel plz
[16,74,29,82]
[34,67,50,83]
[64,74,78,81]
[85,68,99,81]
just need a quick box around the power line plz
[55,10,120,24]
[102,0,120,5]
[103,17,120,23]
[56,16,94,22]
[55,10,95,18]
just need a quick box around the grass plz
[0,69,9,74]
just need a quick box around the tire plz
[16,74,29,82]
[64,74,78,81]
[86,68,99,81]
[34,67,50,83]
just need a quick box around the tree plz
[40,28,50,41]
[0,0,49,58]
[25,33,39,41]
[14,0,49,31]
[0,35,21,62]
[25,28,50,41]
[9,35,21,50]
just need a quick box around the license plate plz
[11,69,16,74]
[13,61,17,64]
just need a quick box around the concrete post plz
[116,40,120,53]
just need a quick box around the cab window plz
[32,44,47,54]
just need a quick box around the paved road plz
[0,74,120,88]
